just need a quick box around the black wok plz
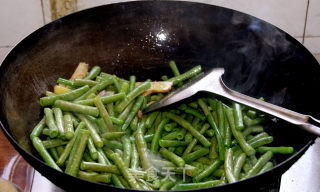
[0,1,319,191]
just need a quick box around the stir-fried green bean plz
[31,63,294,190]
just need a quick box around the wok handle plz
[211,77,320,136]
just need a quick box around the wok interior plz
[0,1,319,190]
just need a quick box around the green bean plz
[122,82,130,95]
[188,101,198,109]
[184,133,193,143]
[225,107,255,156]
[182,123,210,157]
[42,128,50,136]
[103,139,123,150]
[46,91,56,96]
[83,150,95,162]
[56,146,64,156]
[87,93,97,99]
[44,108,59,138]
[151,118,169,154]
[130,115,139,131]
[85,66,101,80]
[77,114,104,148]
[63,113,74,140]
[52,108,65,139]
[244,151,273,178]
[183,148,209,163]
[73,92,125,106]
[159,147,185,167]
[42,139,68,148]
[176,129,187,140]
[75,78,113,101]
[95,118,107,133]
[247,132,269,144]
[171,180,221,190]
[101,132,125,139]
[30,117,46,139]
[242,126,264,137]
[93,96,115,132]
[175,146,185,156]
[55,100,99,117]
[205,129,215,137]
[257,146,294,154]
[249,136,274,148]
[179,104,206,121]
[192,145,203,152]
[232,102,244,130]
[162,130,179,140]
[65,130,90,176]
[145,111,159,129]
[74,78,98,87]
[122,96,144,131]
[244,116,266,126]
[40,85,90,106]
[159,140,189,147]
[206,114,224,161]
[87,137,98,160]
[168,147,175,152]
[161,75,169,81]
[111,175,126,188]
[209,137,219,160]
[111,153,143,190]
[57,78,75,87]
[224,148,236,183]
[56,122,85,166]
[167,65,202,85]
[130,140,140,170]
[167,113,211,147]
[159,180,175,190]
[258,162,274,174]
[128,75,136,92]
[169,60,183,87]
[150,94,164,101]
[247,109,257,119]
[49,147,59,161]
[80,162,120,174]
[78,171,111,183]
[122,136,132,168]
[118,101,134,122]
[144,133,154,142]
[217,101,225,138]
[115,81,151,113]
[109,76,121,93]
[135,129,151,170]
[197,98,210,116]
[233,153,246,180]
[110,116,124,126]
[164,122,177,132]
[224,115,232,147]
[193,159,223,182]
[31,137,61,171]
[207,98,217,111]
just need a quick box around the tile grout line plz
[40,0,46,25]
[0,46,14,48]
[302,0,310,44]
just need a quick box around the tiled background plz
[0,1,320,192]
[1,0,320,64]
[0,0,320,63]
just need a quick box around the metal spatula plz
[144,68,320,136]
